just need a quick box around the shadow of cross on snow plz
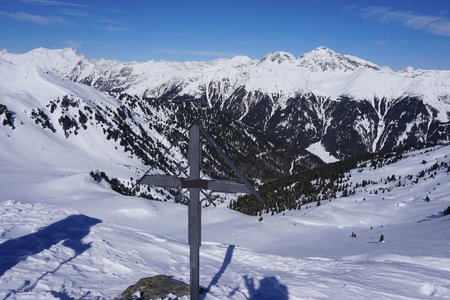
[243,275,289,300]
[0,214,101,277]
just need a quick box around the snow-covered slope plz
[2,47,449,159]
[1,140,449,298]
[0,58,174,185]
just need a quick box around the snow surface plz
[1,142,450,299]
[1,51,450,299]
[306,141,339,163]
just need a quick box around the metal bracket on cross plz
[136,122,264,300]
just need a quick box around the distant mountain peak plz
[311,46,337,54]
[226,55,253,65]
[26,47,84,59]
[298,46,380,72]
[260,51,296,64]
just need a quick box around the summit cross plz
[137,123,263,300]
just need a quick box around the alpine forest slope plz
[1,46,450,159]
[232,144,450,216]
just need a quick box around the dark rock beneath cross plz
[118,275,190,300]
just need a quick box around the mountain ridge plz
[2,46,450,109]
[1,47,449,159]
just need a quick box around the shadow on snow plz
[0,214,101,278]
[207,245,289,300]
[207,244,235,290]
[242,275,289,300]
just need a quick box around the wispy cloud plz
[165,33,186,38]
[98,25,129,32]
[0,10,66,25]
[156,48,238,58]
[57,8,90,17]
[341,4,356,13]
[95,19,130,32]
[373,39,389,46]
[62,40,83,48]
[18,0,88,8]
[100,44,117,49]
[362,6,450,37]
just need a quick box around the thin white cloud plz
[98,25,129,32]
[18,0,88,8]
[341,4,357,13]
[100,44,117,49]
[362,6,450,37]
[0,10,66,25]
[165,33,186,38]
[98,19,120,24]
[62,40,83,48]
[58,8,90,17]
[156,48,238,58]
[373,39,389,46]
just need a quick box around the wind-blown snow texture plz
[2,46,449,158]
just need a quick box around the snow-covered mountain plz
[2,46,449,158]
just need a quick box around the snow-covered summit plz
[260,51,296,64]
[298,46,380,72]
[1,47,85,76]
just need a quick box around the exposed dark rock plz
[0,103,16,129]
[118,275,189,300]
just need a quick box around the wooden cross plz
[138,123,263,300]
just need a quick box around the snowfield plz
[1,143,450,299]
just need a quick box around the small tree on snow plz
[443,206,450,216]
[379,234,385,243]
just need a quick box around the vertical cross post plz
[136,122,264,299]
[188,124,201,300]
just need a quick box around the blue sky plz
[1,0,450,70]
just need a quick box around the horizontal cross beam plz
[140,174,251,193]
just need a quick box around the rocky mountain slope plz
[2,46,449,159]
